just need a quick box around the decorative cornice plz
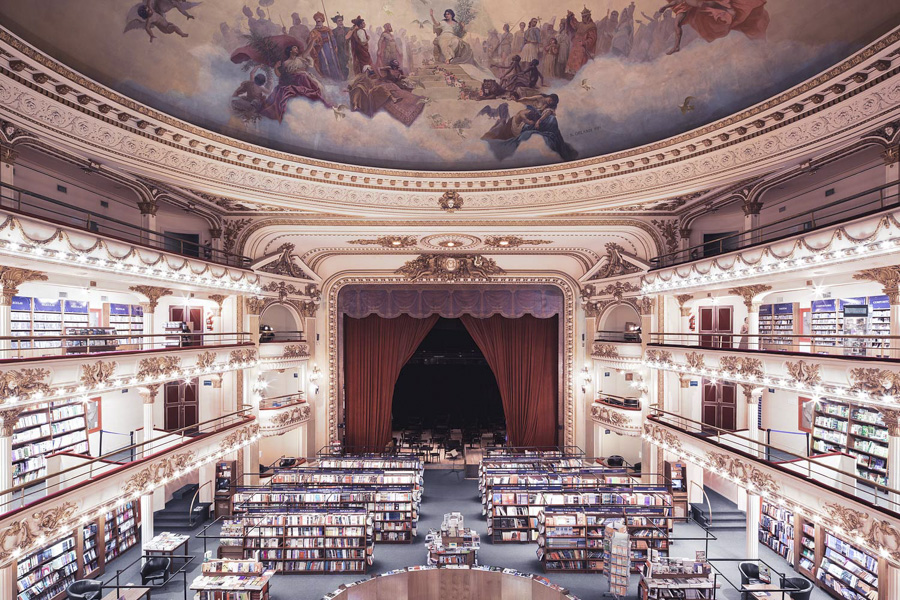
[0,367,50,403]
[719,355,764,379]
[854,265,900,304]
[483,236,553,248]
[396,254,505,281]
[0,406,25,437]
[727,284,773,310]
[848,367,900,397]
[258,243,306,278]
[246,296,265,315]
[591,403,640,435]
[80,360,117,388]
[707,451,780,494]
[591,343,620,359]
[122,451,194,496]
[438,191,463,212]
[785,360,822,387]
[229,348,257,365]
[136,356,181,380]
[0,502,77,561]
[676,294,694,317]
[347,236,418,248]
[823,503,900,563]
[282,344,310,359]
[260,404,311,436]
[0,266,46,305]
[128,285,173,311]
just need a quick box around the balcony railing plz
[594,329,641,343]
[0,182,252,268]
[0,408,255,516]
[650,180,900,269]
[259,393,305,410]
[259,330,306,343]
[647,408,900,514]
[649,331,897,360]
[0,331,253,361]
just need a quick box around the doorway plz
[701,379,737,432]
[699,305,733,349]
[170,305,203,345]
[164,379,199,433]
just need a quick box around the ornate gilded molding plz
[347,235,418,248]
[261,404,312,436]
[196,351,217,370]
[645,349,673,364]
[727,284,773,310]
[591,243,641,280]
[396,254,504,281]
[438,191,463,212]
[136,356,181,380]
[651,220,679,253]
[229,348,257,365]
[128,285,173,311]
[823,503,900,563]
[258,243,306,278]
[219,423,260,450]
[483,236,553,248]
[246,296,265,315]
[598,281,640,302]
[707,451,780,494]
[208,294,228,311]
[643,423,683,452]
[685,352,705,371]
[591,343,620,359]
[0,502,77,561]
[80,360,117,388]
[0,367,50,402]
[676,294,693,317]
[591,404,640,435]
[223,218,252,253]
[719,356,764,379]
[0,266,47,305]
[785,360,822,387]
[0,406,25,437]
[880,408,900,437]
[848,367,900,396]
[637,296,653,316]
[122,451,194,495]
[854,265,900,304]
[282,344,310,359]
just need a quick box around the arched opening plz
[260,303,302,340]
[391,317,505,446]
[598,303,642,341]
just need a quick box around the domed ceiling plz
[2,1,898,171]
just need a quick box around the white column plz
[890,300,900,359]
[745,493,760,559]
[0,409,19,510]
[199,463,215,503]
[140,492,154,563]
[742,200,762,245]
[745,387,762,459]
[0,146,16,209]
[140,385,158,457]
[885,412,900,510]
[884,144,899,207]
[141,302,156,350]
[138,201,158,247]
[0,562,15,600]
[0,296,10,354]
[880,558,900,600]
[747,302,760,350]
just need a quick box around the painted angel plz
[124,0,201,42]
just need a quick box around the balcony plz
[0,188,260,293]
[642,182,900,294]
[258,393,310,437]
[590,335,643,369]
[258,331,309,371]
[590,396,641,436]
[0,334,256,411]
[644,409,900,562]
[649,331,896,360]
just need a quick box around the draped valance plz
[337,285,563,319]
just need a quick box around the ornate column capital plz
[208,294,228,317]
[882,408,900,437]
[679,374,690,389]
[637,296,654,317]
[246,296,265,316]
[741,199,763,216]
[882,144,900,166]
[676,294,693,317]
[742,385,764,404]
[209,227,223,240]
[129,285,173,312]
[139,301,155,315]
[0,267,48,306]
[139,384,160,404]
[137,199,159,216]
[854,266,900,304]
[0,145,18,165]
[727,284,773,310]
[0,407,25,437]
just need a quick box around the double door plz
[170,306,203,345]
[164,379,199,433]
[699,306,733,349]
[701,379,737,432]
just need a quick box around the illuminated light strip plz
[0,240,262,294]
[641,236,900,294]
[643,359,900,410]
[8,431,262,562]
[6,360,260,409]
[641,430,897,562]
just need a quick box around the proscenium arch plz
[322,274,580,450]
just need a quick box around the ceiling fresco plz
[1,1,898,171]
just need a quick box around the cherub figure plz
[656,0,769,55]
[124,0,201,42]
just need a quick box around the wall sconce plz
[309,364,321,395]
[580,365,592,394]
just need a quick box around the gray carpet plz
[97,471,832,599]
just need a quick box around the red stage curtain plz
[344,314,439,451]
[460,314,558,447]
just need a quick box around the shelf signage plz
[839,297,866,309]
[11,296,31,311]
[811,299,836,313]
[64,300,89,314]
[774,303,794,315]
[868,295,890,310]
[759,304,773,316]
[843,305,869,317]
[132,305,144,316]
[108,303,129,316]
[33,298,61,313]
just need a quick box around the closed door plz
[164,379,199,433]
[699,306,733,349]
[701,379,737,432]
[170,306,204,345]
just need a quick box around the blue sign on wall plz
[109,303,129,315]
[811,299,836,313]
[11,296,31,311]
[774,303,794,315]
[758,304,773,316]
[64,300,89,313]
[869,295,890,310]
[689,380,699,387]
[839,297,866,309]
[203,380,212,386]
[33,298,61,312]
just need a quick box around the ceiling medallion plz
[483,236,553,248]
[347,236,418,248]
[420,233,481,250]
[438,191,463,212]
[396,254,505,281]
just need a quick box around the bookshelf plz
[12,399,89,486]
[81,521,101,578]
[16,535,78,600]
[812,400,888,486]
[759,302,799,351]
[240,510,373,573]
[102,501,140,563]
[867,295,890,357]
[103,302,144,346]
[758,502,793,566]
[63,327,118,354]
[190,559,274,600]
[537,507,589,572]
[816,532,878,600]
[664,461,688,519]
[811,299,840,353]
[218,518,247,559]
[604,523,630,597]
[215,460,236,518]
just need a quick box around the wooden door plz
[701,379,737,432]
[717,306,734,349]
[188,307,203,345]
[699,306,733,349]
[699,307,715,348]
[163,379,199,433]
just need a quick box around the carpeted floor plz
[99,470,832,599]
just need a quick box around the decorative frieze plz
[0,367,51,402]
[848,367,900,397]
[122,451,195,495]
[591,343,620,359]
[591,404,640,435]
[707,451,779,494]
[785,360,822,387]
[0,502,77,561]
[676,294,694,317]
[854,266,900,304]
[396,254,504,281]
[282,344,310,358]
[196,351,217,370]
[727,284,773,310]
[80,360,118,388]
[136,356,181,380]
[229,348,257,365]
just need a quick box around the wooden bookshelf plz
[812,400,888,487]
[758,501,794,567]
[12,399,89,486]
[215,460,236,518]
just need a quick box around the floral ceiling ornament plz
[137,356,181,380]
[592,343,620,358]
[222,218,252,253]
[483,236,553,248]
[854,265,900,304]
[0,266,47,304]
[0,502,77,562]
[848,367,900,397]
[262,280,302,301]
[128,285,173,311]
[258,243,306,278]
[80,360,118,388]
[0,368,51,402]
[196,351,217,370]
[823,503,900,563]
[396,254,504,281]
[685,352,705,370]
[122,451,194,496]
[347,235,418,248]
[591,242,642,280]
[676,294,694,317]
[727,284,773,310]
[785,360,822,387]
[706,451,780,494]
[651,219,679,253]
[438,191,463,212]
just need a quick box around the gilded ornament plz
[0,368,51,402]
[128,285,173,311]
[229,348,257,364]
[222,218,252,253]
[347,235,418,248]
[854,266,900,304]
[282,344,310,358]
[483,236,553,248]
[246,296,265,315]
[196,351,217,370]
[0,407,26,437]
[396,254,504,281]
[136,356,181,380]
[591,343,620,359]
[676,294,693,317]
[0,267,47,305]
[848,368,900,397]
[727,284,773,310]
[706,451,779,494]
[0,502,77,561]
[122,451,194,495]
[651,219,679,253]
[591,243,641,279]
[823,503,900,562]
[645,349,672,364]
[685,352,705,370]
[438,191,463,212]
[785,360,821,387]
[591,404,637,432]
[258,243,306,278]
[80,360,118,388]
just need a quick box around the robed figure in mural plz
[376,23,402,70]
[331,14,351,80]
[430,8,475,65]
[657,0,770,55]
[261,44,330,121]
[307,12,343,80]
[479,93,577,162]
[564,8,597,76]
[348,16,373,75]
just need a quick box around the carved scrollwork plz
[0,502,78,561]
[727,284,773,310]
[718,356,763,379]
[264,404,312,434]
[785,360,821,387]
[80,360,118,388]
[136,356,181,380]
[122,451,195,495]
[128,285,173,311]
[591,343,620,359]
[676,294,694,317]
[396,254,504,281]
[685,352,705,370]
[0,368,50,402]
[229,348,257,364]
[823,503,900,562]
[707,451,779,494]
[591,243,641,280]
[645,349,672,364]
[258,243,305,278]
[848,368,900,397]
[246,296,266,315]
[591,404,639,434]
[219,423,260,450]
[196,351,217,370]
[282,344,310,359]
[643,423,683,452]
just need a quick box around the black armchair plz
[141,556,171,586]
[784,576,813,600]
[739,562,760,600]
[66,580,103,600]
